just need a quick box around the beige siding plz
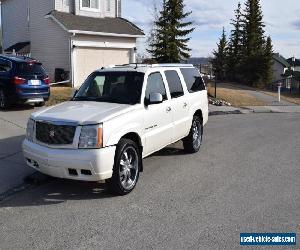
[73,34,136,46]
[29,0,70,81]
[1,0,30,49]
[73,47,130,87]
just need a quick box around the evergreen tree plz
[262,36,273,85]
[212,28,228,81]
[241,0,266,86]
[227,2,243,81]
[148,0,194,63]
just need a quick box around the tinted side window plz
[180,68,205,92]
[165,70,184,98]
[0,59,12,73]
[145,72,167,100]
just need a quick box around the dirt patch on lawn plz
[47,87,73,106]
[207,85,266,107]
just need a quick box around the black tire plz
[183,116,203,153]
[0,88,10,110]
[35,101,45,107]
[107,139,141,195]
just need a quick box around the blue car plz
[0,55,50,109]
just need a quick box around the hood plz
[31,101,135,125]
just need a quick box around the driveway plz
[0,112,299,249]
[0,107,35,194]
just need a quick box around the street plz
[0,110,299,249]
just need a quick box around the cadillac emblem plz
[49,130,55,138]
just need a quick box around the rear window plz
[180,68,206,93]
[16,63,46,76]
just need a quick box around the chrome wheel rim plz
[0,90,4,108]
[192,120,202,149]
[119,146,139,190]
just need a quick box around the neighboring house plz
[1,0,144,87]
[287,57,300,72]
[272,53,290,82]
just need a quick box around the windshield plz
[73,71,145,105]
[16,62,46,76]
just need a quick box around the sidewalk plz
[0,109,35,197]
[209,104,300,115]
[219,82,298,106]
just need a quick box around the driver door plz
[143,72,173,156]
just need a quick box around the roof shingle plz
[49,11,144,37]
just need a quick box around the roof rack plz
[111,63,194,69]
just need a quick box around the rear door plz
[180,67,208,125]
[143,72,173,155]
[164,70,190,142]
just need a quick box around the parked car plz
[23,64,208,195]
[0,55,50,109]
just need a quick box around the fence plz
[268,77,300,94]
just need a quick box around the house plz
[1,0,144,87]
[272,53,290,82]
[287,57,300,72]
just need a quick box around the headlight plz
[26,119,35,142]
[79,124,103,149]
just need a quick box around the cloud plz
[292,20,300,30]
[123,0,300,58]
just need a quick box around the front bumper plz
[22,139,116,181]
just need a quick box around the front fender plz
[103,109,145,147]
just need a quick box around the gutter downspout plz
[70,32,76,88]
[0,2,4,53]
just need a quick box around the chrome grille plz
[35,121,76,145]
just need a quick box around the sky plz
[123,0,300,58]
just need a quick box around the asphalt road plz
[0,112,299,250]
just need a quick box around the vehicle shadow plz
[150,141,187,157]
[0,138,186,208]
[0,104,35,112]
[0,177,115,208]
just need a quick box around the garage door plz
[73,47,131,87]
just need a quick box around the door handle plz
[183,102,188,108]
[166,107,172,112]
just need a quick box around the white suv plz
[23,64,208,195]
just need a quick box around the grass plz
[46,84,270,108]
[262,90,300,105]
[207,84,266,107]
[46,86,73,106]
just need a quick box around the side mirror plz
[71,88,78,99]
[145,93,163,106]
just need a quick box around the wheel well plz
[194,110,203,123]
[121,132,144,172]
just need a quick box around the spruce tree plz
[227,2,243,81]
[241,0,266,86]
[262,36,273,85]
[212,28,228,81]
[148,0,194,63]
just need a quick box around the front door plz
[164,70,190,142]
[143,72,173,156]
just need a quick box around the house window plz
[81,0,99,10]
[63,0,69,6]
[106,0,111,12]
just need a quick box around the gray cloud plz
[292,20,300,30]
